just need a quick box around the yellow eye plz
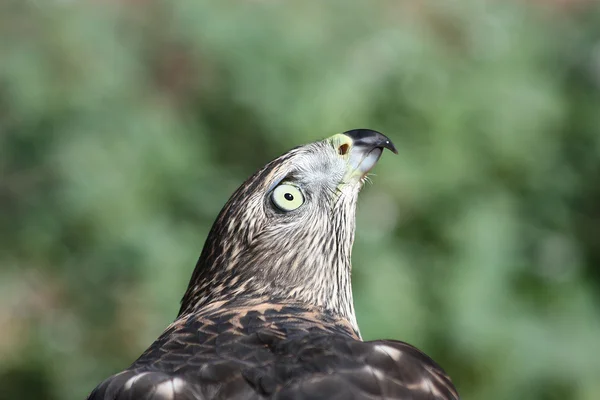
[271,184,304,212]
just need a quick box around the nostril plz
[338,143,350,156]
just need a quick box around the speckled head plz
[179,130,396,331]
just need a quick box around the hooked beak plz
[337,129,397,179]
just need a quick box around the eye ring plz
[271,184,304,212]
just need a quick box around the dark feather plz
[89,301,457,400]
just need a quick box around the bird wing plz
[88,312,459,400]
[270,336,459,400]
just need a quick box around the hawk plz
[88,129,459,399]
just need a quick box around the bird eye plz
[271,184,304,212]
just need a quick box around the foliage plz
[1,1,600,399]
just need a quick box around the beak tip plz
[385,139,398,154]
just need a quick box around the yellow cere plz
[329,133,353,157]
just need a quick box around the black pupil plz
[284,193,294,201]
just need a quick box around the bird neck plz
[178,211,360,334]
[177,169,362,335]
[179,248,359,334]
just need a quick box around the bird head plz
[180,129,396,329]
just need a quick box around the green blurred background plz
[2,0,600,399]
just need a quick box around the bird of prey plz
[88,129,459,400]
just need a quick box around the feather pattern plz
[89,301,458,399]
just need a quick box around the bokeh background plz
[2,0,600,399]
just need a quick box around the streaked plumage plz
[89,130,459,400]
